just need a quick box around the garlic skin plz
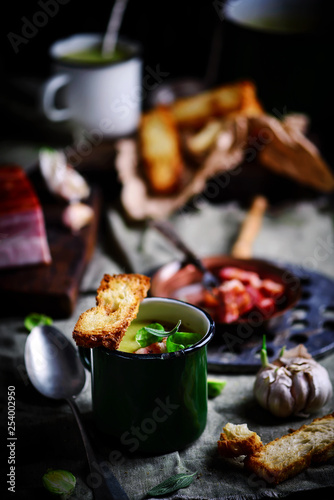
[254,344,333,418]
[62,202,94,232]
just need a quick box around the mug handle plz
[78,346,91,371]
[41,74,72,122]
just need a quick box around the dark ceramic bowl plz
[150,255,302,329]
[79,297,215,454]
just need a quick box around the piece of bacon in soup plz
[134,338,167,354]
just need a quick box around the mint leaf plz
[146,471,197,497]
[24,313,53,332]
[166,338,185,352]
[135,323,165,348]
[166,332,202,353]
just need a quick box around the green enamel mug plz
[79,297,215,454]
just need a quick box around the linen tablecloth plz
[1,198,334,499]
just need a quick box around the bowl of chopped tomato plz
[150,255,301,328]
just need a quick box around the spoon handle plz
[102,0,129,55]
[230,195,268,259]
[67,398,129,500]
[150,219,208,273]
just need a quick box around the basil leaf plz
[208,378,226,398]
[24,313,53,332]
[146,471,197,497]
[166,331,202,353]
[42,469,76,495]
[135,323,165,348]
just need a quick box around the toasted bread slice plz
[244,413,334,484]
[238,81,264,116]
[72,273,150,350]
[139,106,184,194]
[212,80,264,117]
[171,90,214,129]
[218,423,263,458]
[186,119,223,156]
[171,80,263,129]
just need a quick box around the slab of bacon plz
[0,165,52,269]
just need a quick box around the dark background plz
[0,0,333,164]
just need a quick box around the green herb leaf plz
[135,320,182,348]
[146,471,197,497]
[24,313,53,332]
[135,323,165,348]
[166,332,202,353]
[42,469,76,496]
[166,338,185,352]
[207,378,226,398]
[145,320,181,337]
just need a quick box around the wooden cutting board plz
[0,172,101,319]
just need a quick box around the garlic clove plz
[267,367,294,418]
[39,148,90,202]
[290,370,309,415]
[253,368,271,410]
[62,202,94,232]
[304,364,333,413]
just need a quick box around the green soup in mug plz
[117,318,199,353]
[79,297,215,454]
[60,44,131,65]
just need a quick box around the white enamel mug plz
[40,33,142,139]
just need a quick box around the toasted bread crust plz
[171,80,263,129]
[218,423,263,458]
[244,413,334,484]
[72,273,150,350]
[139,106,184,194]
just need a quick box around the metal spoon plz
[102,0,129,56]
[24,325,129,500]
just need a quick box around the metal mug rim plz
[49,32,142,68]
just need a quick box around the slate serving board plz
[0,173,101,319]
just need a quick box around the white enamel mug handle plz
[41,74,72,122]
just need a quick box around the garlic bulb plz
[254,340,333,418]
[39,148,90,202]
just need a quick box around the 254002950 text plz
[7,386,16,493]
